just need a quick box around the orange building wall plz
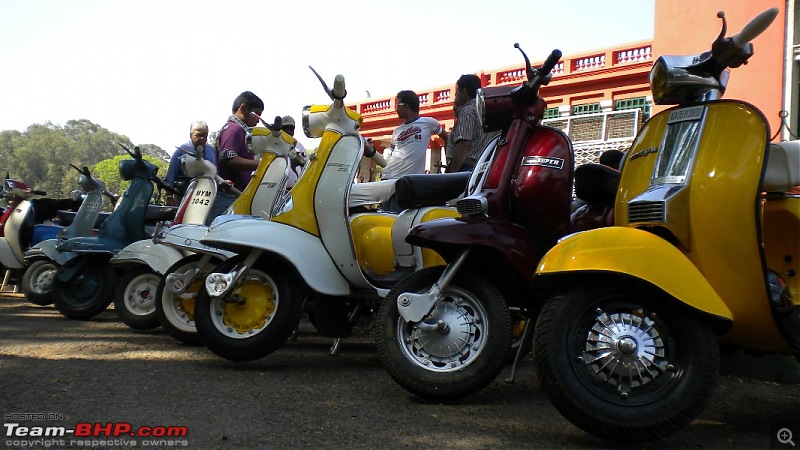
[654,0,786,135]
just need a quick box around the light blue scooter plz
[22,165,116,305]
[50,145,178,320]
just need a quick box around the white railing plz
[543,109,642,166]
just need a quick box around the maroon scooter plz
[374,45,572,401]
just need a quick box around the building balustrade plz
[349,41,653,119]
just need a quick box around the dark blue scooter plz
[51,145,178,319]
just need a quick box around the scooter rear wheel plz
[194,256,304,362]
[375,266,512,401]
[52,257,116,320]
[533,284,720,443]
[155,254,223,345]
[114,267,161,330]
[21,259,58,306]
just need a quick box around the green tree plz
[0,120,167,199]
[92,153,169,208]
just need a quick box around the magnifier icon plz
[778,428,795,446]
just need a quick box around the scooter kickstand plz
[329,304,362,356]
[505,319,533,384]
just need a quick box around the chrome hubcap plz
[399,289,488,373]
[582,310,670,397]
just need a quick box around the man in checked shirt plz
[446,74,499,173]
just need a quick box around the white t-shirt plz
[381,117,442,180]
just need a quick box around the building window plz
[544,107,561,119]
[615,97,651,121]
[572,103,602,115]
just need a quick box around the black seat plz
[574,163,621,207]
[395,172,471,210]
[144,205,178,222]
[56,210,111,228]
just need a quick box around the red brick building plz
[348,0,797,177]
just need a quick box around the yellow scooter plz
[192,68,469,362]
[531,8,797,443]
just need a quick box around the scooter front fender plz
[110,240,187,274]
[534,226,733,322]
[26,239,78,266]
[155,223,237,259]
[201,217,350,296]
[406,217,539,280]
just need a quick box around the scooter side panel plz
[350,213,396,275]
[535,226,733,322]
[407,217,539,280]
[0,238,24,269]
[110,240,186,274]
[201,218,350,296]
[5,200,32,264]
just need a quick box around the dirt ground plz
[1,293,799,450]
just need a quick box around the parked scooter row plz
[109,141,242,330]
[14,10,792,444]
[187,67,470,362]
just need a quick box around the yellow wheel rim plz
[221,278,277,334]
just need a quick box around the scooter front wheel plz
[114,267,161,330]
[155,254,224,345]
[374,266,512,401]
[52,257,116,320]
[533,285,720,443]
[21,259,58,306]
[194,257,304,362]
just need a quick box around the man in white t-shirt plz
[368,90,448,181]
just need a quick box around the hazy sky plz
[0,0,654,153]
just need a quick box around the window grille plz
[615,97,651,122]
[544,108,560,119]
[572,103,602,115]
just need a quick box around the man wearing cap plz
[281,115,306,189]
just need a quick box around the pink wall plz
[654,0,786,137]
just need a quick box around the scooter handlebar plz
[153,175,181,196]
[332,75,346,100]
[731,7,778,48]
[539,49,563,78]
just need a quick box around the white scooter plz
[108,144,243,330]
[192,67,469,362]
[151,116,300,343]
[0,177,77,298]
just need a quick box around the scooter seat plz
[56,210,111,227]
[144,205,178,222]
[395,172,471,209]
[30,198,81,223]
[574,163,621,207]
